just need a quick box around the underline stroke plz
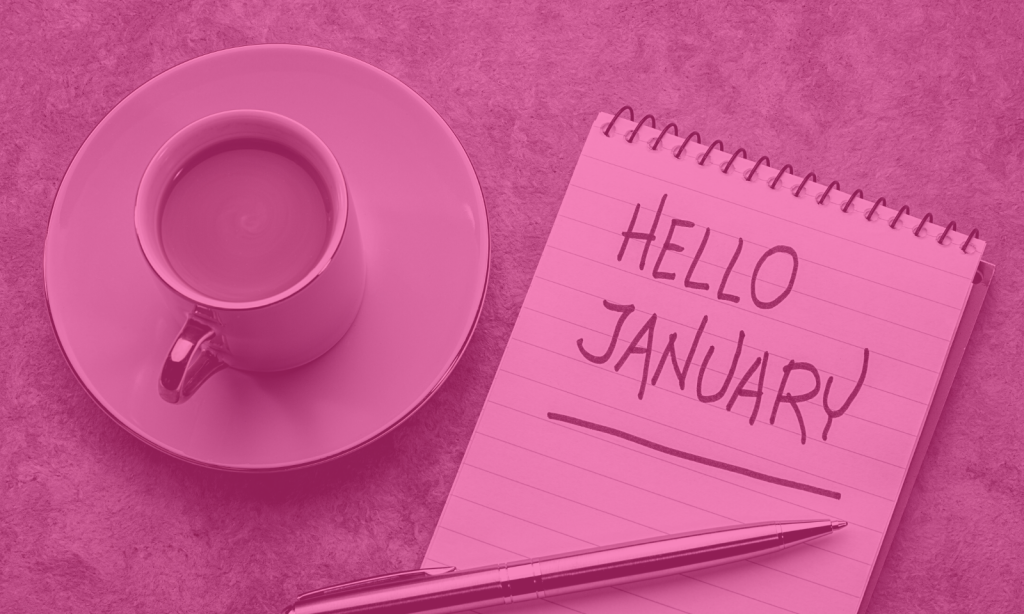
[546,412,842,500]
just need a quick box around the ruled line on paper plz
[438,525,526,557]
[463,461,701,533]
[501,339,911,474]
[451,492,602,542]
[519,295,927,432]
[469,432,744,527]
[565,182,965,311]
[578,152,977,282]
[461,460,872,567]
[597,588,696,614]
[476,408,884,536]
[463,462,671,533]
[547,412,841,499]
[679,574,806,614]
[544,598,604,614]
[539,244,945,376]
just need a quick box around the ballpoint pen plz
[284,518,847,614]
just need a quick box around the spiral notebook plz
[423,109,992,614]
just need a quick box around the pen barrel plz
[527,522,794,598]
[289,521,834,614]
[523,520,836,600]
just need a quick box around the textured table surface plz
[2,2,1022,613]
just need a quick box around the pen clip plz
[295,566,457,605]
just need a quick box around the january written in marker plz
[576,194,871,446]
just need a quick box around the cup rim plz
[134,108,349,311]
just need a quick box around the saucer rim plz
[42,43,490,471]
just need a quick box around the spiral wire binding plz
[602,106,980,253]
[676,131,702,159]
[746,156,771,181]
[627,114,657,143]
[842,189,863,213]
[698,140,725,166]
[937,221,957,245]
[722,148,747,174]
[865,197,887,222]
[651,123,678,151]
[889,205,911,229]
[817,181,841,205]
[769,164,793,190]
[914,213,934,237]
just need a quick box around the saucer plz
[43,45,489,471]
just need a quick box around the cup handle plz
[159,315,227,404]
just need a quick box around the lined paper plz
[424,113,985,614]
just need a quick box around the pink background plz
[2,1,1022,613]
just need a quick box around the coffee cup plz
[135,109,365,404]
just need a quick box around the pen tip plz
[832,520,848,531]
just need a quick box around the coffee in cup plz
[159,138,332,302]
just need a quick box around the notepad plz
[423,111,991,614]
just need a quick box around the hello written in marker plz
[576,194,870,445]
